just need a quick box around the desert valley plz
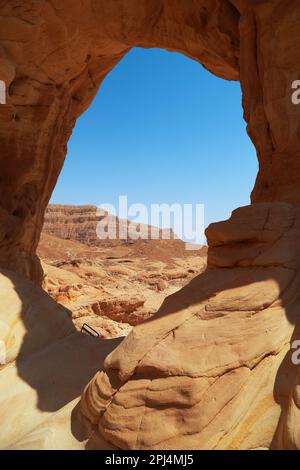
[38,205,207,338]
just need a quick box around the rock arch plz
[0,0,240,283]
[1,0,300,450]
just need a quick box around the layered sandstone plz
[81,203,300,450]
[0,0,300,451]
[0,0,239,283]
[0,268,119,450]
[43,205,179,248]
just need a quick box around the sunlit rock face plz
[81,202,300,449]
[0,0,239,283]
[1,0,300,450]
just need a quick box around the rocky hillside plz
[43,204,180,248]
[38,206,207,338]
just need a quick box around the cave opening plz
[1,1,297,451]
[38,47,258,338]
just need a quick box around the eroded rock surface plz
[0,267,120,450]
[81,203,300,449]
[0,0,239,283]
[0,0,300,451]
[43,205,179,248]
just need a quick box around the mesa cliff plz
[38,205,207,338]
[1,0,300,451]
[43,204,179,247]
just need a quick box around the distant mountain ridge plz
[43,204,181,249]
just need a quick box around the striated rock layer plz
[80,202,300,449]
[43,205,180,248]
[0,0,300,450]
[0,0,299,282]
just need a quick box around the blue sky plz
[51,47,258,239]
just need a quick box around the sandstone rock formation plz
[0,0,239,284]
[43,205,179,248]
[0,0,300,451]
[0,267,120,450]
[81,202,300,449]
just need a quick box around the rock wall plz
[0,0,300,450]
[0,1,299,282]
[0,0,239,283]
[238,1,300,203]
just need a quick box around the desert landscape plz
[38,205,207,338]
[1,0,300,453]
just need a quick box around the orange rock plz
[0,0,300,451]
[81,203,300,449]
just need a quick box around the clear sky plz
[51,47,258,241]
